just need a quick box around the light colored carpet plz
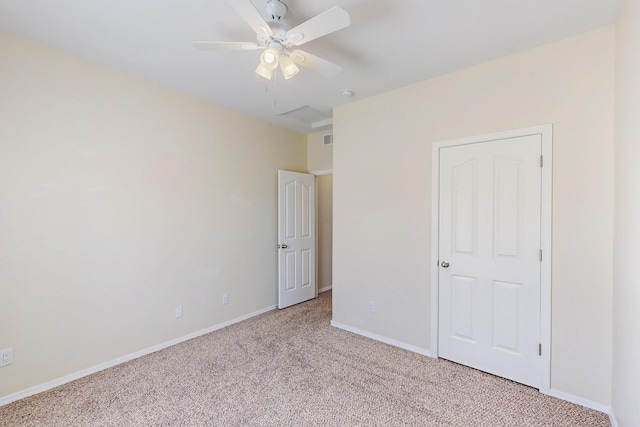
[0,291,610,426]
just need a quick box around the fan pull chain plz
[273,73,278,110]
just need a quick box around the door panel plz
[494,157,522,257]
[285,251,296,291]
[285,181,296,239]
[491,280,521,353]
[278,170,316,309]
[301,248,311,288]
[438,135,542,388]
[452,159,478,255]
[451,275,476,341]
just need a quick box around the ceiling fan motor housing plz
[256,21,291,46]
[266,0,287,20]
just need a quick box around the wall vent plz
[323,134,333,145]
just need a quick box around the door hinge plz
[539,249,543,262]
[539,343,542,356]
[540,155,544,168]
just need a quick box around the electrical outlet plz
[222,294,229,305]
[0,348,13,367]
[175,305,183,318]
[368,301,375,313]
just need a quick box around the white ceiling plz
[0,0,621,134]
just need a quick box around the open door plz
[278,170,316,308]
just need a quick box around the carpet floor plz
[0,291,610,426]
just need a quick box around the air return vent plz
[323,134,333,145]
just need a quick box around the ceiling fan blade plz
[289,49,341,77]
[193,41,262,51]
[286,6,350,46]
[226,0,273,37]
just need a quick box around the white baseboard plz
[318,285,332,293]
[0,304,277,407]
[331,322,617,421]
[330,320,431,357]
[543,388,612,415]
[4,307,618,425]
[608,411,619,427]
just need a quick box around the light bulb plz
[260,48,280,70]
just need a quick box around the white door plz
[278,170,316,309]
[438,135,542,388]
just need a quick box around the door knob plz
[279,244,288,249]
[441,261,450,268]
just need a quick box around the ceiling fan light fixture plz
[260,47,280,70]
[279,55,300,80]
[255,63,273,80]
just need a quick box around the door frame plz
[311,169,333,295]
[430,124,552,392]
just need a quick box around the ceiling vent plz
[323,134,333,145]
[278,105,331,129]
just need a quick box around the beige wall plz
[317,175,333,291]
[613,1,640,425]
[333,27,614,406]
[0,32,307,400]
[307,131,333,172]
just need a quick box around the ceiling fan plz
[193,0,350,81]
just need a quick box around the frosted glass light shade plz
[279,56,299,80]
[255,63,273,80]
[260,48,279,70]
